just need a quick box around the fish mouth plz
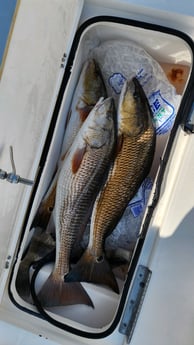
[132,77,153,117]
[132,77,146,102]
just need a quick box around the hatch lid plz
[0,0,83,300]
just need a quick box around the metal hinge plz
[119,265,151,343]
[0,146,33,186]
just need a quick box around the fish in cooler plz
[67,77,156,293]
[31,59,107,231]
[37,97,116,307]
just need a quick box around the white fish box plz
[1,2,194,345]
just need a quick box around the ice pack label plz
[108,73,126,94]
[91,39,180,137]
[128,177,153,218]
[136,67,153,87]
[149,90,175,135]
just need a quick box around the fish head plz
[84,97,116,149]
[75,59,107,123]
[82,59,107,106]
[118,77,153,136]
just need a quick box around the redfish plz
[31,59,106,230]
[38,97,116,307]
[66,77,156,293]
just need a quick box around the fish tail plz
[37,272,94,308]
[15,261,33,304]
[66,249,119,294]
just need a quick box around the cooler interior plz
[9,18,193,334]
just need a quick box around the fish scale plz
[37,97,116,307]
[57,154,114,268]
[55,148,107,274]
[91,126,155,258]
[66,77,156,294]
[31,59,107,231]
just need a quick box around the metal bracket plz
[0,146,33,186]
[183,101,194,133]
[183,123,194,133]
[119,265,151,343]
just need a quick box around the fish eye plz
[96,255,104,263]
[133,91,139,100]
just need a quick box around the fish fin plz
[71,146,86,174]
[45,212,56,237]
[64,109,72,132]
[15,261,33,304]
[30,205,49,230]
[60,152,66,162]
[22,229,55,265]
[66,249,119,294]
[30,198,54,230]
[37,272,94,308]
[116,134,124,155]
[78,105,92,122]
